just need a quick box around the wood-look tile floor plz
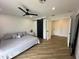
[13,36,75,59]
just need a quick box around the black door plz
[37,19,43,38]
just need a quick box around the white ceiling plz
[0,0,79,17]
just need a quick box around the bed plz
[0,35,40,59]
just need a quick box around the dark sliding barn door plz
[71,17,79,55]
[70,14,79,56]
[37,19,43,38]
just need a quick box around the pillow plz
[17,32,27,37]
[1,33,12,40]
[16,34,21,39]
[12,33,22,39]
[12,33,17,39]
[22,32,27,36]
[17,32,23,37]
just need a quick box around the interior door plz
[37,19,43,38]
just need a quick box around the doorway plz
[37,19,43,38]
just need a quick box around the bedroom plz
[0,0,79,59]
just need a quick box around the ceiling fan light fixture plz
[52,7,55,10]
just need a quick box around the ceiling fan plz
[18,5,38,16]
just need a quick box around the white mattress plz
[0,35,39,59]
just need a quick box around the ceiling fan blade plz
[23,14,26,16]
[18,7,26,13]
[23,12,30,16]
[18,5,38,16]
[23,13,38,16]
[29,13,38,16]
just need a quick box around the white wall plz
[33,21,37,36]
[43,19,47,39]
[51,17,71,37]
[0,14,35,37]
[49,12,72,21]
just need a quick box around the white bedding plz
[0,35,39,59]
[0,50,8,59]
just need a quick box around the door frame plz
[46,20,52,40]
[67,18,72,47]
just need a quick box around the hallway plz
[14,36,74,59]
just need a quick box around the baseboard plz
[52,35,67,38]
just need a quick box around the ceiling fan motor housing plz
[40,0,46,3]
